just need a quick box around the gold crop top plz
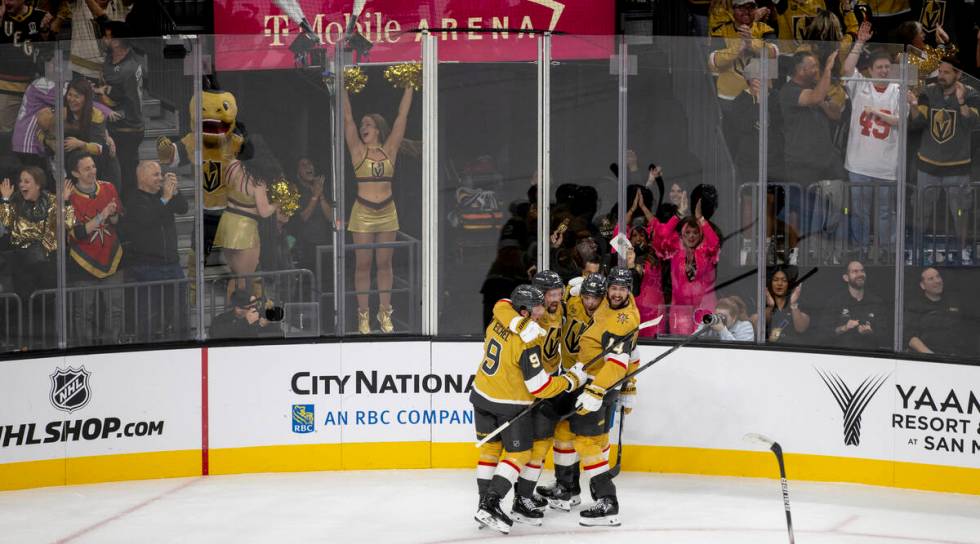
[225,161,258,209]
[354,146,394,183]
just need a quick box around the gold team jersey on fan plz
[560,293,594,371]
[576,295,641,391]
[709,18,777,99]
[775,0,826,45]
[868,0,911,17]
[470,319,573,413]
[491,299,564,374]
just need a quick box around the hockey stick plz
[582,318,715,411]
[744,433,795,544]
[608,403,627,478]
[473,316,662,448]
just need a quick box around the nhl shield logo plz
[50,366,92,413]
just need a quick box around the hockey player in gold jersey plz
[548,267,641,527]
[472,284,588,534]
[487,270,566,525]
[534,272,608,509]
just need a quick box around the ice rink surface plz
[2,469,979,544]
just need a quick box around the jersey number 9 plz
[481,339,502,376]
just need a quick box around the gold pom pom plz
[344,66,368,94]
[384,62,422,91]
[269,177,302,218]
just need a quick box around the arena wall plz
[2,343,978,494]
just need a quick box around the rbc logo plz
[292,404,315,433]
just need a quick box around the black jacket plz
[122,189,187,267]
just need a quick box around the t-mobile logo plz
[816,369,889,446]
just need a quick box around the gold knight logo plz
[930,108,956,144]
[920,0,946,33]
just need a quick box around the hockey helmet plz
[580,273,607,298]
[607,266,633,291]
[532,270,564,292]
[510,284,545,312]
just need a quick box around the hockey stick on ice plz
[744,433,795,544]
[474,316,662,448]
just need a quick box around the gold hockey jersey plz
[576,295,641,390]
[491,298,564,374]
[470,318,575,413]
[867,0,911,17]
[561,294,595,371]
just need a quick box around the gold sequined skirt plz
[348,198,399,233]
[213,208,259,250]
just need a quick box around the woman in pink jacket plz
[654,202,720,335]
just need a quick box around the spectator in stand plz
[697,297,754,341]
[122,160,186,340]
[56,0,132,82]
[0,0,50,152]
[909,59,980,265]
[96,21,142,200]
[0,166,73,347]
[291,157,333,273]
[66,151,123,345]
[37,78,121,187]
[552,221,600,283]
[627,221,667,337]
[210,289,279,339]
[825,260,888,350]
[780,50,846,251]
[842,24,904,255]
[752,265,810,343]
[12,57,59,173]
[720,294,754,335]
[907,267,969,356]
[709,0,778,102]
[653,200,720,335]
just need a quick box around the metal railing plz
[0,293,22,352]
[204,269,317,331]
[738,180,919,268]
[30,278,192,350]
[316,232,422,335]
[914,183,980,267]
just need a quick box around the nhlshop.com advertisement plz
[0,351,200,464]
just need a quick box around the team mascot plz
[156,78,250,261]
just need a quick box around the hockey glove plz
[509,316,546,343]
[563,362,589,392]
[620,377,637,415]
[575,383,606,415]
[567,276,584,297]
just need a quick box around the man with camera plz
[825,261,888,351]
[210,289,282,339]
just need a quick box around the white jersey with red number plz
[845,71,902,181]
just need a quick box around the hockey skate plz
[511,495,544,526]
[538,481,581,511]
[475,492,513,534]
[514,482,548,512]
[579,496,621,527]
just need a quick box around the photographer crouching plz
[210,289,284,339]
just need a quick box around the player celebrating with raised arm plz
[471,285,588,534]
